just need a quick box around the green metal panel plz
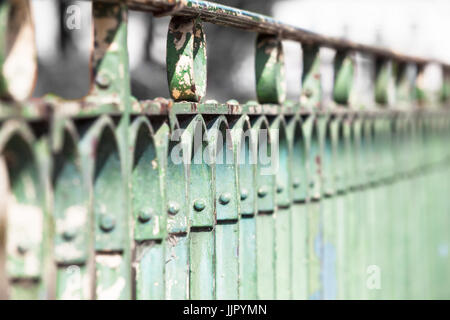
[165,117,189,300]
[271,116,292,299]
[130,117,167,242]
[129,117,169,300]
[252,116,276,300]
[335,116,351,299]
[52,120,89,300]
[187,115,214,300]
[78,116,129,300]
[232,115,257,300]
[348,115,365,299]
[215,222,238,299]
[189,230,214,299]
[210,116,239,300]
[0,121,45,299]
[307,116,327,300]
[322,118,338,300]
[238,216,256,299]
[287,116,309,300]
[165,234,189,300]
[135,243,164,300]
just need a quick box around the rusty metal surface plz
[88,0,447,68]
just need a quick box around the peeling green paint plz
[255,35,286,105]
[333,51,355,106]
[301,45,322,110]
[167,17,207,102]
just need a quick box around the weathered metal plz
[90,0,448,67]
[167,17,207,102]
[0,0,449,300]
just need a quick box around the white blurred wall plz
[273,0,450,93]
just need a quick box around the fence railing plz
[0,0,449,300]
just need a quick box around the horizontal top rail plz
[92,0,449,68]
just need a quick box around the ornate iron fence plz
[0,0,449,299]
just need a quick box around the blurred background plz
[30,0,450,105]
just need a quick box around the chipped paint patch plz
[6,197,43,278]
[167,16,206,102]
[96,254,122,268]
[96,277,126,300]
[96,254,127,300]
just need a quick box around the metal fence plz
[0,0,449,300]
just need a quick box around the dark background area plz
[32,0,282,103]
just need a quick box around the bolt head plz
[95,72,111,89]
[193,199,206,212]
[17,243,28,255]
[138,208,153,223]
[100,215,115,232]
[240,188,249,200]
[168,201,180,215]
[257,186,268,198]
[304,89,313,98]
[219,193,231,205]
[276,185,284,193]
[293,180,300,189]
[62,228,77,241]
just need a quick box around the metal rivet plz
[168,201,180,215]
[138,208,153,223]
[219,193,231,205]
[17,244,28,255]
[257,186,268,198]
[276,185,284,193]
[95,72,111,89]
[293,180,300,189]
[62,229,77,241]
[100,215,115,232]
[309,181,315,188]
[240,188,249,200]
[193,199,206,212]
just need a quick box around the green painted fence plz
[0,0,449,300]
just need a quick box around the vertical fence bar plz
[233,115,257,299]
[52,120,89,299]
[288,115,309,300]
[165,118,189,299]
[211,116,239,300]
[0,122,45,299]
[252,116,276,300]
[271,116,292,299]
[330,49,356,300]
[88,1,132,300]
[300,43,323,299]
[255,34,290,299]
[129,117,168,300]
